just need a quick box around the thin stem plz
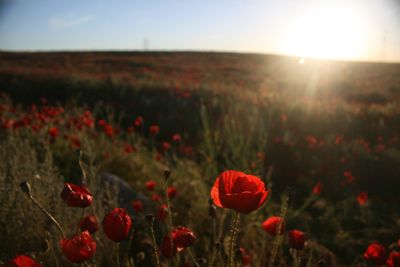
[188,248,201,267]
[207,218,216,267]
[116,243,120,267]
[76,208,86,234]
[148,218,161,267]
[29,195,65,237]
[228,211,240,267]
[163,176,175,266]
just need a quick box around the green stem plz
[116,243,120,267]
[188,248,201,267]
[229,211,240,267]
[29,195,65,238]
[148,219,161,267]
[76,208,85,234]
[164,177,175,266]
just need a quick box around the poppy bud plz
[171,226,196,250]
[262,216,285,235]
[60,231,96,263]
[102,208,132,242]
[288,229,307,250]
[364,242,386,265]
[145,213,155,223]
[20,181,32,197]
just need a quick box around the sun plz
[282,3,368,60]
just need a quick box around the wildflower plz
[387,251,400,267]
[134,116,144,127]
[162,142,171,151]
[132,200,144,212]
[172,134,182,142]
[102,208,132,242]
[262,216,285,235]
[312,182,323,195]
[60,231,96,263]
[357,192,368,206]
[211,170,269,214]
[288,229,307,250]
[157,204,168,221]
[79,215,99,234]
[48,127,59,139]
[145,180,156,191]
[239,248,252,266]
[61,183,93,208]
[3,255,42,267]
[364,242,386,265]
[149,124,160,135]
[171,226,196,250]
[152,193,161,202]
[167,186,177,199]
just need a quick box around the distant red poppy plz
[61,183,93,208]
[167,186,177,199]
[98,119,107,127]
[171,227,196,250]
[132,200,144,212]
[160,235,177,258]
[102,208,132,242]
[134,116,143,127]
[239,248,252,266]
[149,124,160,135]
[357,192,368,206]
[79,215,99,234]
[162,142,171,151]
[124,143,135,154]
[60,231,96,263]
[387,251,400,267]
[152,193,161,202]
[312,182,323,195]
[364,242,386,265]
[48,127,59,139]
[145,180,156,191]
[172,134,182,142]
[211,170,269,214]
[262,216,285,235]
[288,229,307,250]
[4,255,42,267]
[157,204,168,221]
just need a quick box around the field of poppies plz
[0,51,400,267]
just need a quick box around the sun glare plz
[282,3,368,60]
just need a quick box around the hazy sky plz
[0,0,399,62]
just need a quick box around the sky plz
[0,0,399,62]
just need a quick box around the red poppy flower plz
[262,216,285,235]
[357,192,368,206]
[150,195,160,204]
[4,255,42,267]
[387,251,400,267]
[162,142,171,151]
[211,170,269,214]
[145,180,156,191]
[98,119,107,127]
[172,134,182,142]
[312,182,323,195]
[134,116,143,127]
[167,186,177,199]
[102,208,131,242]
[239,248,252,266]
[48,127,59,139]
[171,227,196,250]
[59,231,96,263]
[160,235,177,258]
[61,183,93,208]
[149,124,160,135]
[79,215,99,234]
[132,200,144,212]
[364,242,386,265]
[288,229,307,250]
[157,204,168,221]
